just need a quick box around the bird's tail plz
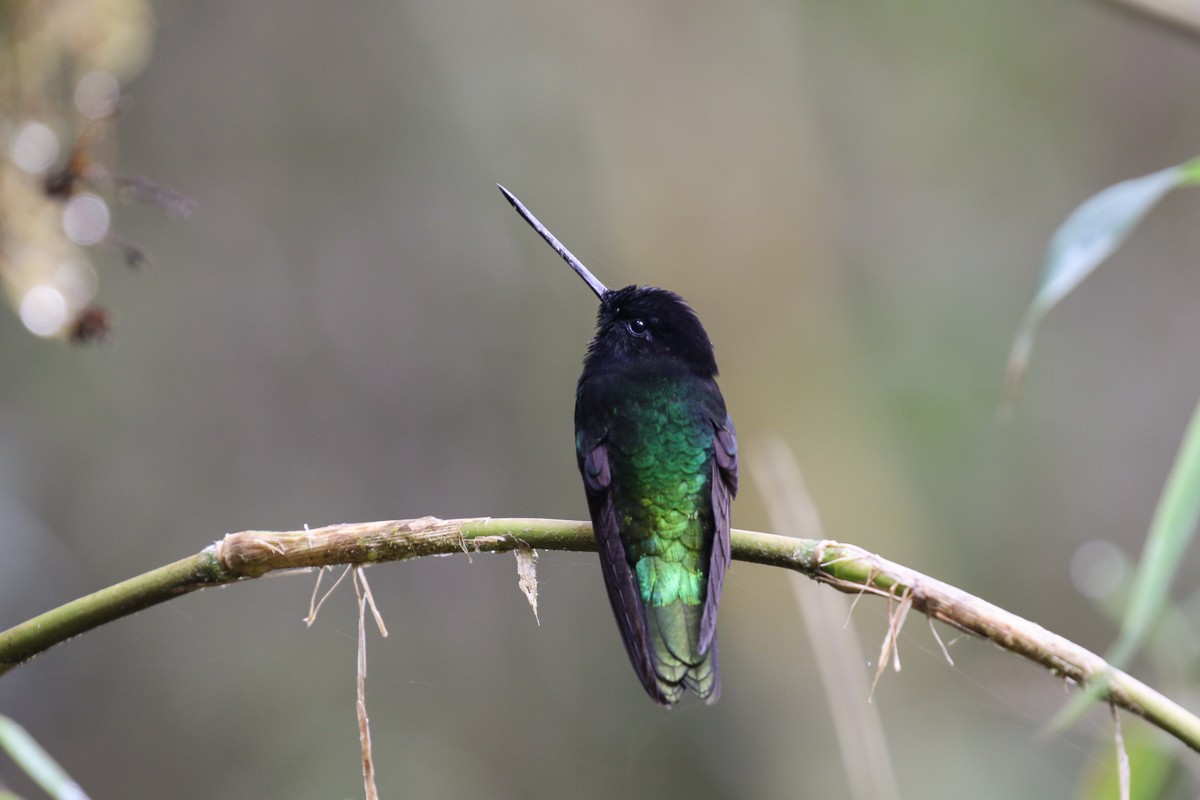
[644,601,720,705]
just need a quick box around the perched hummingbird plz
[499,185,738,705]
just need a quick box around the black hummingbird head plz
[586,285,717,377]
[498,184,718,378]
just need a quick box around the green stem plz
[1,517,1198,753]
[0,552,227,671]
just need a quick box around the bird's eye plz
[627,319,648,337]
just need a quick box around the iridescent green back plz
[587,374,720,701]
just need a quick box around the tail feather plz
[644,601,720,704]
[685,635,719,705]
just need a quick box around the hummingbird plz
[499,185,738,705]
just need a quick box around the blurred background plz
[3,1,1200,797]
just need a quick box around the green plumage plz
[611,383,712,608]
[599,377,719,699]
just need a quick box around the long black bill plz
[497,184,609,299]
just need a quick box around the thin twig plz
[307,565,353,626]
[305,566,327,626]
[871,588,913,699]
[1113,703,1130,800]
[357,568,388,638]
[353,569,379,800]
[928,616,955,667]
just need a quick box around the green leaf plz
[0,715,90,800]
[1004,160,1197,400]
[1109,397,1200,666]
[1050,398,1200,734]
[1015,155,1200,734]
[1179,155,1200,185]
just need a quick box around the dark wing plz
[699,413,737,654]
[579,436,669,704]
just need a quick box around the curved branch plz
[1,517,1197,752]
